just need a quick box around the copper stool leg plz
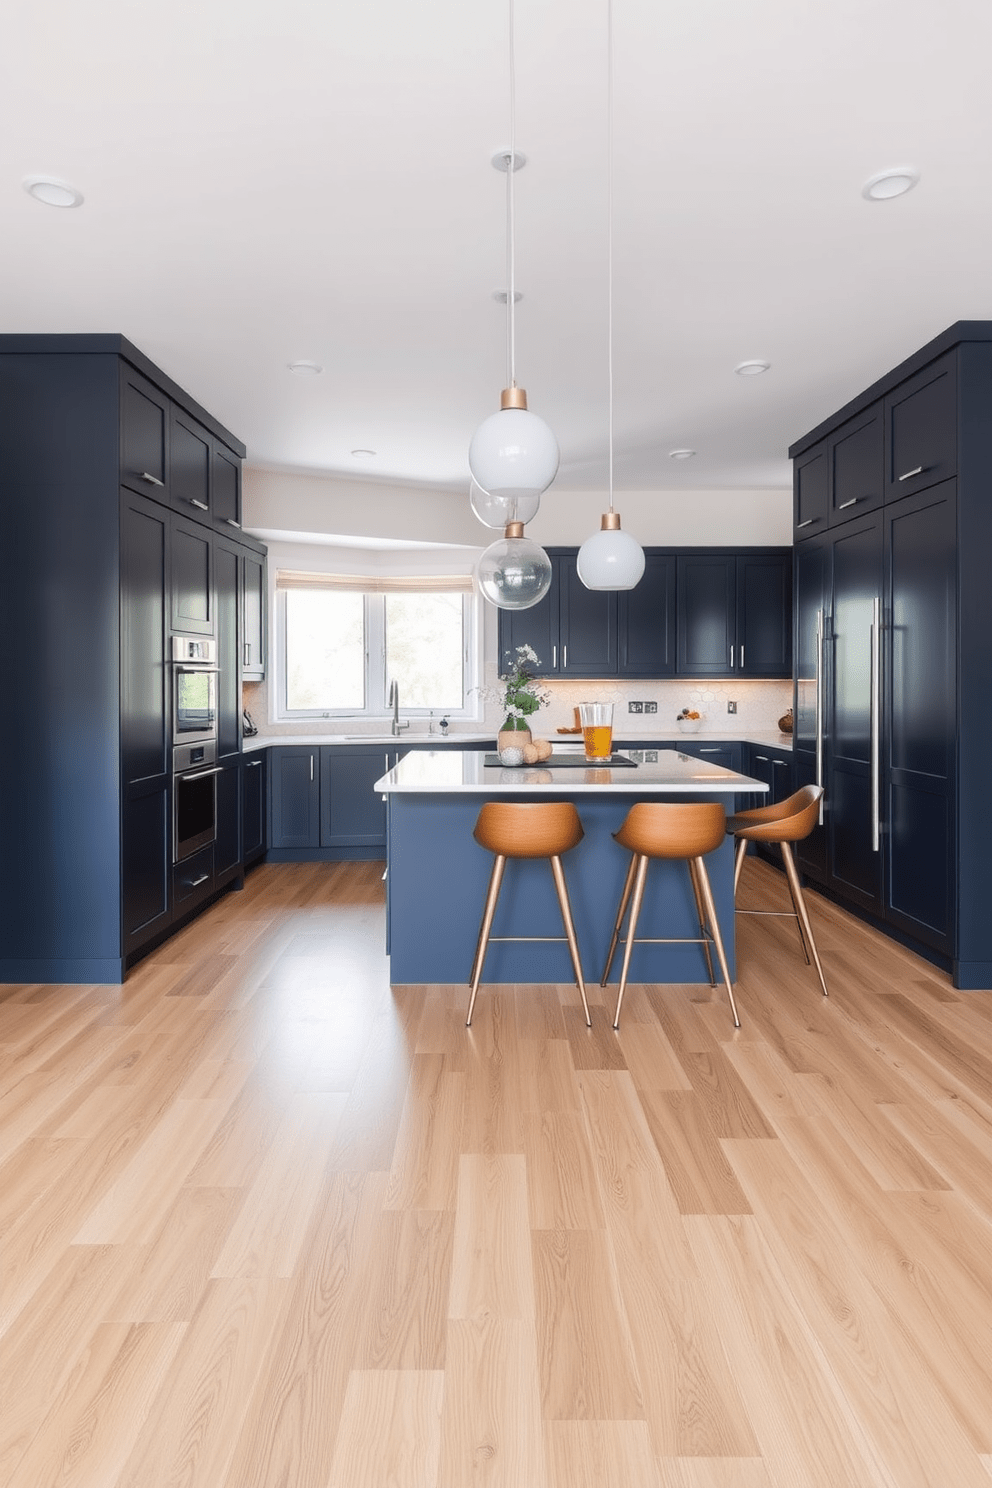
[687,857,716,987]
[601,853,638,986]
[780,842,828,997]
[548,854,592,1027]
[466,854,507,1026]
[693,855,741,1028]
[733,836,748,895]
[612,854,650,1030]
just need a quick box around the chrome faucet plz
[389,680,409,736]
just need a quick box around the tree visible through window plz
[385,593,463,709]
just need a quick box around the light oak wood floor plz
[3,857,992,1487]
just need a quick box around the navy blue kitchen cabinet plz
[243,753,267,864]
[0,334,258,982]
[269,748,321,850]
[214,534,242,761]
[213,442,243,532]
[789,320,992,985]
[743,742,794,863]
[619,552,676,676]
[499,547,789,680]
[793,441,829,540]
[242,549,266,680]
[214,759,243,886]
[676,551,792,679]
[320,747,398,852]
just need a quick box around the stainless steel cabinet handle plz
[141,471,164,486]
[838,497,860,510]
[755,754,769,761]
[552,644,557,668]
[226,518,242,528]
[310,754,314,781]
[244,643,251,666]
[187,873,210,888]
[815,608,825,825]
[740,644,744,669]
[729,645,735,668]
[562,645,568,669]
[870,596,881,852]
[189,498,209,511]
[245,759,261,769]
[179,766,224,781]
[797,517,816,529]
[898,465,924,481]
[700,747,720,753]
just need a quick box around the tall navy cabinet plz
[0,334,266,983]
[790,321,987,986]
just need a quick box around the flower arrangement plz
[482,644,551,732]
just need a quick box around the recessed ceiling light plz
[862,167,919,202]
[23,175,83,208]
[287,360,323,375]
[351,449,376,459]
[668,448,696,460]
[735,359,770,377]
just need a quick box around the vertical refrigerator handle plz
[815,608,824,825]
[870,596,881,852]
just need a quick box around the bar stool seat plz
[601,801,740,1030]
[725,784,828,998]
[467,801,591,1028]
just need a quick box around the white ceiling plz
[4,0,992,497]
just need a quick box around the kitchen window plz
[276,570,477,719]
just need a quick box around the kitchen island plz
[376,747,765,986]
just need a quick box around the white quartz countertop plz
[243,729,793,755]
[374,747,767,796]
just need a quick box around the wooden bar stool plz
[725,784,828,998]
[467,801,591,1028]
[601,801,740,1030]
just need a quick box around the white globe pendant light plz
[578,0,645,594]
[469,476,541,530]
[476,522,553,610]
[468,1,559,513]
[577,512,645,590]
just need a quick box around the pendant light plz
[577,0,645,593]
[476,521,553,610]
[469,477,541,530]
[469,0,559,504]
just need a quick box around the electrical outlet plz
[727,700,737,714]
[628,701,644,714]
[644,701,657,714]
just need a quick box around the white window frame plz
[275,583,481,723]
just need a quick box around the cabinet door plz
[826,512,883,914]
[214,535,241,758]
[559,558,618,675]
[321,748,394,847]
[830,407,883,526]
[171,514,214,635]
[213,443,242,530]
[496,562,559,675]
[677,555,735,676]
[269,748,320,848]
[677,741,741,772]
[243,755,266,862]
[883,483,956,954]
[794,442,829,539]
[619,551,676,676]
[121,492,172,956]
[121,366,169,498]
[737,553,791,677]
[242,550,266,679]
[884,351,957,501]
[214,759,242,882]
[170,409,212,518]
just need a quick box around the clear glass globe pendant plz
[577,511,646,591]
[469,385,559,502]
[476,521,553,610]
[469,477,541,530]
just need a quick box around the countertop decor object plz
[484,643,550,751]
[677,708,702,733]
[778,708,794,734]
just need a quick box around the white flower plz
[516,644,539,664]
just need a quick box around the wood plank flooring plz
[3,857,992,1486]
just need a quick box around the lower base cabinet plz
[268,745,398,857]
[243,754,266,864]
[215,759,243,885]
[743,743,794,864]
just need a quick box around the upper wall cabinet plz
[676,550,792,679]
[829,407,883,526]
[213,444,242,531]
[498,546,790,681]
[121,367,169,498]
[170,408,212,518]
[793,443,829,538]
[884,350,957,501]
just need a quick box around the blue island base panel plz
[387,793,736,986]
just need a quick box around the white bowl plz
[677,717,702,733]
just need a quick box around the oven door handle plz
[178,766,224,782]
[175,665,221,674]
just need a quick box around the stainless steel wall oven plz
[172,636,221,862]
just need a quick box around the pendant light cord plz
[507,0,517,389]
[607,0,614,513]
